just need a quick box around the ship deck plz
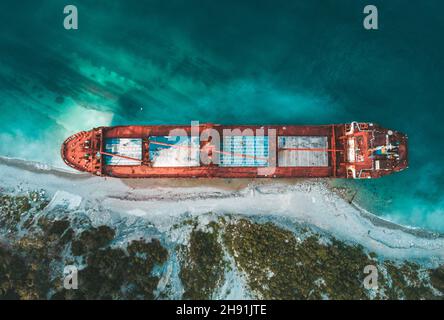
[99,124,346,178]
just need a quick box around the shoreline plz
[350,200,442,240]
[1,156,443,265]
[1,156,440,237]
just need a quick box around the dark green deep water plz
[0,1,443,231]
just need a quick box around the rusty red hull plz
[61,122,408,179]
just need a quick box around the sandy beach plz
[1,156,443,267]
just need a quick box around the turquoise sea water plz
[0,1,443,231]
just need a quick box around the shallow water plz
[0,1,443,231]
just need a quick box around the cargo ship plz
[61,122,408,179]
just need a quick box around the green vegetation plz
[224,218,443,300]
[429,266,444,294]
[0,191,48,232]
[71,225,115,256]
[0,246,36,299]
[0,195,31,231]
[179,221,225,299]
[59,234,168,300]
[0,216,73,299]
[0,192,168,300]
[224,219,370,299]
[1,191,443,300]
[382,261,438,299]
[49,225,169,300]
